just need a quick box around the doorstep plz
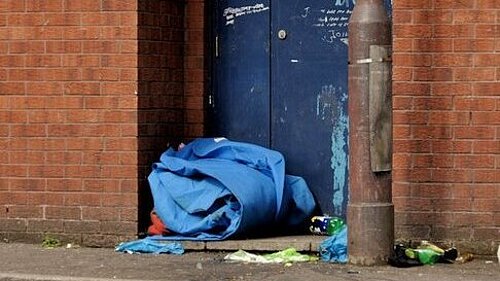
[180,235,325,252]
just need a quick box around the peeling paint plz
[330,92,348,216]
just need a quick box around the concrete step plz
[177,235,326,253]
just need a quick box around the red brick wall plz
[184,0,206,138]
[0,0,140,246]
[392,0,499,254]
[137,0,185,233]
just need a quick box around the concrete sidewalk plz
[0,242,498,281]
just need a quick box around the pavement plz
[0,241,499,281]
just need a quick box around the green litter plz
[224,248,319,264]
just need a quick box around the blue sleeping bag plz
[148,138,316,240]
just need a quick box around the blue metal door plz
[211,0,392,217]
[210,1,271,147]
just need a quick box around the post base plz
[347,202,394,265]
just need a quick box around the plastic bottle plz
[327,217,345,236]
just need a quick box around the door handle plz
[278,29,287,40]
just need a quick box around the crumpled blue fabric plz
[115,237,184,255]
[148,138,316,240]
[319,225,348,263]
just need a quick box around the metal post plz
[347,0,394,265]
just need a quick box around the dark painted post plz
[347,0,394,265]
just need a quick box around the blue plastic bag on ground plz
[148,138,316,240]
[319,225,348,263]
[115,237,184,255]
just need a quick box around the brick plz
[63,220,100,234]
[0,2,25,12]
[475,24,499,38]
[9,151,45,165]
[46,179,82,192]
[10,125,46,137]
[394,54,432,67]
[433,25,474,38]
[27,0,64,12]
[412,126,452,139]
[473,141,500,154]
[455,127,495,139]
[82,69,120,81]
[82,207,120,221]
[82,41,119,54]
[64,0,101,12]
[454,39,496,52]
[25,55,62,67]
[46,41,82,54]
[414,68,453,81]
[7,206,43,219]
[83,179,120,193]
[413,10,452,24]
[434,0,474,9]
[472,184,499,199]
[393,82,430,96]
[474,54,500,67]
[63,27,100,40]
[453,10,496,24]
[432,140,472,153]
[0,219,26,232]
[429,111,469,125]
[45,207,81,220]
[454,97,496,111]
[454,68,496,81]
[455,155,495,169]
[26,82,63,96]
[472,200,499,213]
[43,13,81,26]
[413,97,453,110]
[413,154,454,168]
[473,170,500,183]
[27,192,64,206]
[64,82,101,95]
[45,151,82,165]
[472,112,500,125]
[432,83,472,96]
[8,41,45,54]
[394,25,432,38]
[101,27,137,40]
[477,0,500,8]
[27,219,64,233]
[433,54,473,67]
[392,182,410,197]
[102,82,137,95]
[0,82,25,94]
[413,38,453,52]
[103,0,137,11]
[7,14,45,26]
[64,193,102,207]
[473,228,500,241]
[81,13,120,26]
[101,193,137,207]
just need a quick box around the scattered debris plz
[456,253,474,264]
[319,224,348,263]
[115,237,184,255]
[224,248,318,264]
[389,241,458,267]
[196,262,203,270]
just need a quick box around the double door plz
[208,0,391,216]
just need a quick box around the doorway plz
[207,0,392,217]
